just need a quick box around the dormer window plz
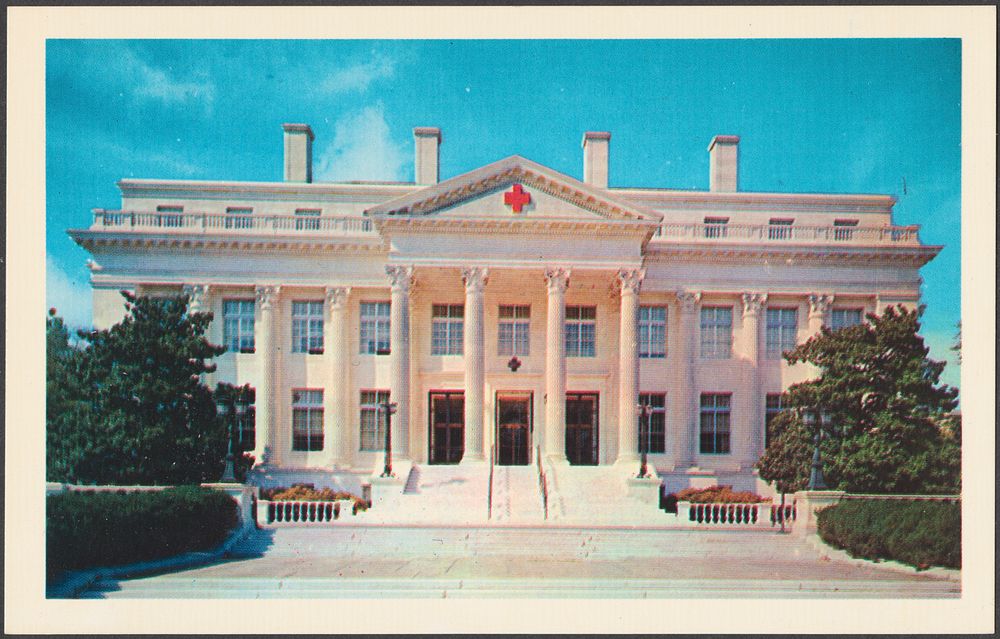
[834,219,859,241]
[768,218,794,240]
[225,207,254,230]
[156,205,184,228]
[295,208,322,231]
[704,217,729,239]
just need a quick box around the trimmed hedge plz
[817,499,960,570]
[260,483,368,510]
[47,486,238,580]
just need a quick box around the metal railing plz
[536,446,548,520]
[651,222,921,246]
[488,444,495,520]
[91,210,376,235]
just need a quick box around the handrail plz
[536,445,548,520]
[488,444,495,520]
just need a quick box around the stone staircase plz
[363,463,491,525]
[490,465,545,523]
[544,462,666,526]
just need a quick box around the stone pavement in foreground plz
[81,526,959,599]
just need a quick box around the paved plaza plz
[80,525,959,599]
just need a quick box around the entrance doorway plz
[429,391,464,464]
[565,392,599,465]
[495,393,532,466]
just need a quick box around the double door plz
[565,392,599,465]
[495,393,532,466]
[429,391,464,464]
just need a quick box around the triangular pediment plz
[365,156,663,224]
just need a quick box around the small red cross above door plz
[503,183,531,213]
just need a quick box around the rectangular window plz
[833,219,859,241]
[223,299,256,353]
[700,306,732,359]
[225,207,254,230]
[431,304,464,355]
[830,308,864,330]
[638,306,667,358]
[295,208,321,231]
[765,308,798,359]
[291,389,323,452]
[156,205,184,228]
[360,302,391,355]
[359,390,391,451]
[700,393,731,454]
[498,305,531,356]
[768,218,794,240]
[638,393,666,454]
[704,216,729,239]
[565,306,597,357]
[764,393,784,449]
[291,301,324,354]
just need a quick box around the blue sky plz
[45,39,961,389]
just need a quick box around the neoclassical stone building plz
[70,123,939,508]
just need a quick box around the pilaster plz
[808,293,835,335]
[674,290,701,467]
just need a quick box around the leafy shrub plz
[46,486,238,580]
[259,484,368,510]
[817,499,960,569]
[672,485,769,504]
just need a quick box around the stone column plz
[615,268,645,464]
[808,293,834,336]
[386,265,414,458]
[326,286,351,467]
[741,292,767,460]
[674,290,701,468]
[254,285,280,466]
[462,267,489,462]
[544,267,571,461]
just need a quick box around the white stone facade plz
[70,124,939,494]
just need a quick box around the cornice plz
[117,179,417,202]
[373,215,658,238]
[611,188,896,215]
[643,242,941,267]
[68,229,385,254]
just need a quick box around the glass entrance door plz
[496,393,531,466]
[429,391,464,464]
[565,392,599,465]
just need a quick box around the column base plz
[459,455,488,466]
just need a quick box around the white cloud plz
[314,104,408,182]
[46,256,93,332]
[319,54,395,94]
[123,50,216,112]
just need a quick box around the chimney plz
[708,135,740,192]
[282,123,314,183]
[582,131,611,189]
[414,127,442,185]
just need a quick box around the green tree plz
[46,309,98,482]
[757,306,960,494]
[47,293,228,485]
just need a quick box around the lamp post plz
[217,400,236,483]
[802,408,832,491]
[637,403,653,479]
[380,401,398,478]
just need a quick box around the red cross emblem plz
[503,183,531,213]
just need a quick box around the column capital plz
[255,285,281,310]
[741,292,768,316]
[676,290,702,313]
[182,284,210,311]
[808,293,835,317]
[325,286,351,311]
[461,266,489,294]
[544,267,571,294]
[616,268,645,295]
[386,265,415,294]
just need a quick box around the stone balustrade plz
[676,500,796,528]
[257,499,362,526]
[653,221,921,246]
[91,209,375,235]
